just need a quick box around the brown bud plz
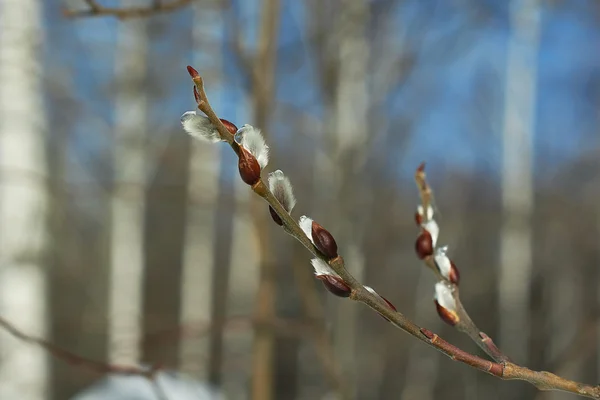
[377,295,397,322]
[186,65,199,79]
[269,206,283,226]
[417,162,426,173]
[448,261,460,285]
[317,275,351,298]
[381,295,397,312]
[415,230,433,259]
[311,221,338,259]
[414,211,423,226]
[434,300,460,326]
[238,147,261,185]
[220,119,238,135]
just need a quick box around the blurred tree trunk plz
[498,0,540,377]
[250,1,280,399]
[179,0,224,377]
[0,0,50,398]
[331,1,370,396]
[399,270,441,400]
[108,4,148,365]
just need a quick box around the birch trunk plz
[0,0,50,398]
[498,0,540,364]
[331,1,370,395]
[178,1,224,376]
[108,6,148,366]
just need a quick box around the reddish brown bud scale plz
[311,221,338,259]
[417,162,426,173]
[238,147,261,185]
[414,211,423,226]
[317,275,351,298]
[415,230,433,259]
[435,300,460,326]
[219,119,238,135]
[381,295,397,312]
[420,328,435,340]
[448,261,460,285]
[377,295,397,322]
[186,65,199,79]
[269,206,283,226]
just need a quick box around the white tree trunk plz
[331,0,370,394]
[498,0,540,361]
[108,6,148,365]
[0,0,50,398]
[179,1,224,375]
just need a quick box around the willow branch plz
[63,0,192,19]
[189,68,600,398]
[414,164,509,363]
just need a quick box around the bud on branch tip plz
[186,65,199,79]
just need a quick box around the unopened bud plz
[415,230,433,259]
[448,262,460,285]
[269,206,283,226]
[416,205,434,224]
[220,119,238,135]
[414,211,423,226]
[234,125,269,168]
[317,275,351,298]
[365,286,396,322]
[434,282,459,326]
[434,247,460,285]
[422,219,439,247]
[311,221,338,259]
[238,147,261,185]
[381,295,397,312]
[187,65,199,79]
[300,216,337,258]
[435,301,459,326]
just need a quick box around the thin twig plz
[414,164,510,363]
[0,316,159,378]
[63,0,192,19]
[191,70,600,399]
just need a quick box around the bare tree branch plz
[0,316,159,378]
[187,68,600,399]
[63,0,192,19]
[414,164,510,363]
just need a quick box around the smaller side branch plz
[63,0,192,19]
[414,164,509,363]
[0,316,158,378]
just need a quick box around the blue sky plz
[48,0,600,186]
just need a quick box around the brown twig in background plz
[0,316,159,378]
[63,0,192,19]
[188,68,600,398]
